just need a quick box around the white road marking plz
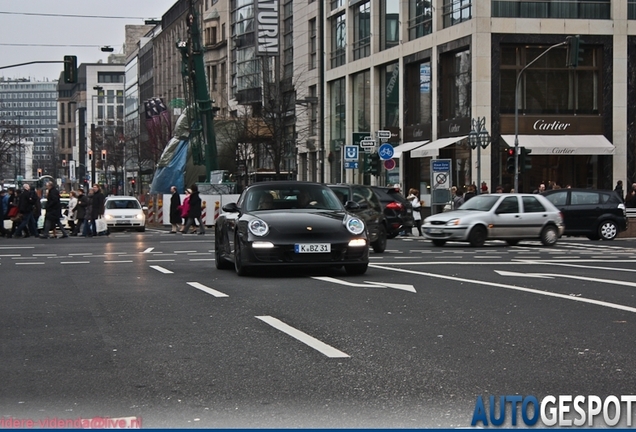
[104,252,127,255]
[494,270,553,279]
[0,246,33,250]
[150,265,173,274]
[311,276,416,292]
[15,262,44,265]
[256,315,350,358]
[104,260,134,264]
[370,264,636,314]
[146,259,175,263]
[143,247,154,253]
[524,260,636,273]
[69,253,91,256]
[61,261,91,264]
[0,254,21,257]
[190,258,214,261]
[174,250,198,254]
[187,282,229,298]
[33,254,57,257]
[496,269,636,289]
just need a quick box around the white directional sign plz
[376,130,392,140]
[360,139,376,148]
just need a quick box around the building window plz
[442,0,472,28]
[331,13,346,68]
[493,0,610,19]
[330,78,346,182]
[440,50,471,120]
[353,2,371,60]
[408,0,432,39]
[381,62,400,128]
[309,85,317,136]
[352,70,371,132]
[212,65,218,91]
[309,18,317,70]
[331,0,344,11]
[381,0,400,50]
[500,44,601,115]
[97,72,124,83]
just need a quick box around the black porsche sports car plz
[215,182,370,276]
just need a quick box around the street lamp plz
[468,117,490,195]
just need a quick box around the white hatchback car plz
[103,196,146,232]
[423,193,564,247]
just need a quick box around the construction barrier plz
[201,201,207,225]
[147,197,154,223]
[157,197,163,225]
[214,201,220,223]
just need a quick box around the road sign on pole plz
[376,130,391,140]
[378,143,394,160]
[344,145,359,161]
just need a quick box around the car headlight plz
[136,213,144,220]
[445,218,460,226]
[248,219,269,236]
[345,216,365,235]
[104,214,113,220]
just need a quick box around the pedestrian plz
[89,184,106,236]
[495,185,504,193]
[81,189,94,237]
[40,181,69,239]
[178,189,191,233]
[463,184,476,202]
[453,189,465,209]
[182,184,205,235]
[75,189,88,236]
[169,185,182,233]
[481,182,489,194]
[0,189,8,238]
[625,183,636,208]
[533,183,546,194]
[13,184,39,238]
[407,188,422,236]
[614,180,624,202]
[67,190,78,235]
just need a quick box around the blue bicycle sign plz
[378,143,394,160]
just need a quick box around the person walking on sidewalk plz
[182,184,205,235]
[40,181,69,239]
[169,185,182,233]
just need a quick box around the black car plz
[215,182,370,276]
[370,186,415,238]
[326,184,388,253]
[542,188,627,240]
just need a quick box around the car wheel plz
[540,225,559,246]
[468,226,487,247]
[345,263,368,275]
[432,239,446,247]
[215,233,233,270]
[506,239,520,246]
[234,236,250,276]
[598,220,618,241]
[371,225,387,253]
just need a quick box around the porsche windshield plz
[458,195,500,211]
[245,185,344,212]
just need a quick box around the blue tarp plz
[149,139,189,194]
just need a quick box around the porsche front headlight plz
[248,219,269,236]
[345,216,365,235]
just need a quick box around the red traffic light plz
[507,148,515,156]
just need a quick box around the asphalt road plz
[1,230,635,428]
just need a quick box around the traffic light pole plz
[514,41,567,192]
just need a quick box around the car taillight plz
[386,201,404,211]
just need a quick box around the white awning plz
[391,140,430,159]
[500,135,615,155]
[410,136,467,158]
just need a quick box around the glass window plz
[352,70,371,132]
[497,196,519,213]
[571,191,599,205]
[544,191,568,206]
[522,196,546,213]
[353,2,371,60]
[381,62,400,128]
[500,44,600,115]
[443,0,471,28]
[408,0,432,40]
[493,0,610,19]
[441,50,471,120]
[381,0,400,50]
[331,13,346,68]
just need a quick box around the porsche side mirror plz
[222,202,240,213]
[344,201,360,211]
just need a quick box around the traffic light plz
[101,150,107,160]
[519,147,532,172]
[506,148,516,174]
[131,178,136,192]
[63,55,77,83]
[62,159,67,167]
[368,153,381,176]
[37,168,42,176]
[88,150,93,160]
[566,35,583,67]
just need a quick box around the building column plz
[613,0,628,186]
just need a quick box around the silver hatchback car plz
[423,193,564,247]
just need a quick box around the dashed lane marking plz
[187,282,228,298]
[256,315,350,359]
[150,265,173,274]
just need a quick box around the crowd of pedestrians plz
[0,182,107,239]
[170,184,205,235]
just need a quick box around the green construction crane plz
[177,0,218,181]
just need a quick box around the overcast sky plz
[0,0,178,82]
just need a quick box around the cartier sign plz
[533,119,571,131]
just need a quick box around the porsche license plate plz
[294,243,331,253]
